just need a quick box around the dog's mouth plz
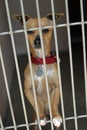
[34,45,41,49]
[33,35,49,58]
[35,49,43,58]
[34,35,43,57]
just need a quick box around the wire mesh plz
[0,0,87,130]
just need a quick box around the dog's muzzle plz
[34,35,41,49]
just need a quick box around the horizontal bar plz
[4,114,87,130]
[65,115,87,121]
[0,21,87,36]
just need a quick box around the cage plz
[0,0,87,130]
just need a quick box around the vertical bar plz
[0,46,17,130]
[80,0,87,113]
[50,0,66,130]
[35,0,54,130]
[64,0,78,130]
[19,1,42,130]
[0,115,5,130]
[4,0,29,130]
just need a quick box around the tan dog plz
[14,13,64,129]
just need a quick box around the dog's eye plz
[42,29,49,33]
[27,31,34,34]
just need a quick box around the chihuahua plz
[13,13,64,129]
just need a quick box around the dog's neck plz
[35,49,50,58]
[31,56,57,65]
[31,50,57,65]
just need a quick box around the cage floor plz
[3,43,87,130]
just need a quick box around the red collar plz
[31,56,57,65]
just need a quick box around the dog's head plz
[13,13,64,57]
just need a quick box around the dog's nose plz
[34,35,41,48]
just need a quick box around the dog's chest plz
[34,65,55,94]
[34,65,54,80]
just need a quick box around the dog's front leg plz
[51,85,62,128]
[24,79,47,126]
[24,78,36,110]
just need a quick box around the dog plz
[13,13,64,129]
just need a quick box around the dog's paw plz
[53,117,62,127]
[35,118,47,126]
[39,118,47,126]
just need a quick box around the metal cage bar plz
[4,0,30,130]
[50,0,66,130]
[35,0,54,130]
[19,0,42,130]
[0,0,87,130]
[0,46,17,130]
[0,115,4,130]
[64,0,78,130]
[1,21,87,36]
[80,0,87,113]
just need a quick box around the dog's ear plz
[46,13,64,21]
[13,14,30,25]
